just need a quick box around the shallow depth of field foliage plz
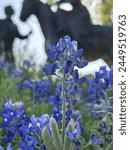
[98,0,113,25]
[0,36,113,150]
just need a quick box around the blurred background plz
[0,0,113,74]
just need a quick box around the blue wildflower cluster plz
[0,143,13,150]
[85,66,113,147]
[0,59,11,70]
[44,36,88,75]
[10,69,23,78]
[17,78,52,103]
[86,66,113,119]
[0,100,50,149]
[0,35,113,150]
[0,59,23,79]
[43,36,89,148]
[66,121,81,140]
[1,100,28,143]
[51,79,83,125]
[89,116,112,146]
[18,114,49,149]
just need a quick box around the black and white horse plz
[20,0,113,65]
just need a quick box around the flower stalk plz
[61,73,66,148]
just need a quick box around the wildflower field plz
[0,36,113,150]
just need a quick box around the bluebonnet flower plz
[89,133,103,145]
[23,60,30,68]
[49,82,62,107]
[43,36,88,76]
[0,143,13,150]
[42,36,88,149]
[18,114,50,149]
[52,107,62,123]
[66,122,81,140]
[17,78,52,103]
[50,79,83,125]
[50,87,72,125]
[87,66,113,101]
[0,59,11,70]
[10,69,23,78]
[17,78,33,92]
[66,121,83,150]
[86,66,113,119]
[0,100,29,143]
[0,146,2,150]
[89,116,112,146]
[30,114,49,133]
[97,118,113,144]
[0,59,13,78]
[72,110,82,122]
[98,119,109,136]
[94,66,113,89]
[41,144,47,150]
[6,143,13,150]
[34,80,52,103]
[0,59,5,70]
[65,108,72,125]
[43,63,58,75]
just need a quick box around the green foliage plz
[42,127,56,150]
[82,0,113,25]
[42,118,78,150]
[64,119,75,150]
[0,68,52,117]
[50,117,62,150]
[0,76,21,103]
[99,0,113,25]
[0,58,113,150]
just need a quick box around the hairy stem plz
[62,73,66,148]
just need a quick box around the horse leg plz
[5,51,13,63]
[102,54,113,67]
[10,50,15,63]
[0,41,4,59]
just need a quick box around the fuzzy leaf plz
[42,127,56,150]
[50,117,62,150]
[64,119,74,150]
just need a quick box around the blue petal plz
[6,143,13,150]
[66,131,75,140]
[90,133,103,145]
[77,60,88,68]
[0,146,3,150]
[74,49,83,58]
[75,122,81,139]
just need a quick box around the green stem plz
[31,90,36,114]
[105,90,109,122]
[37,134,42,150]
[82,143,91,148]
[62,73,66,149]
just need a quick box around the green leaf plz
[50,117,62,150]
[42,127,56,150]
[64,119,74,150]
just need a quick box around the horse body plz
[20,0,113,65]
[80,25,113,63]
[20,0,58,51]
